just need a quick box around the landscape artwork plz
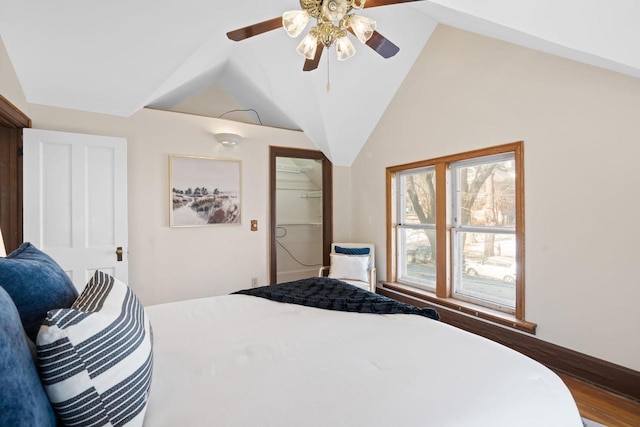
[170,155,241,227]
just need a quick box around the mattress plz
[143,294,582,426]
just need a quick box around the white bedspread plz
[144,294,581,427]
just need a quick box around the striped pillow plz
[36,271,153,427]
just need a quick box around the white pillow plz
[37,271,153,427]
[328,253,370,283]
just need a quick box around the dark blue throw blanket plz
[233,277,440,321]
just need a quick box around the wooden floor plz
[557,373,640,427]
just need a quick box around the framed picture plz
[169,155,241,227]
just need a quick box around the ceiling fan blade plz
[303,44,324,72]
[363,0,424,7]
[227,17,282,41]
[349,29,399,59]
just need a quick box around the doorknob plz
[116,247,123,262]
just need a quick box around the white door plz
[23,129,128,292]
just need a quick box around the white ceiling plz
[1,0,638,166]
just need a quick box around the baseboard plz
[377,287,640,402]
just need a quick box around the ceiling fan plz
[227,0,423,72]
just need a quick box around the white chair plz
[318,243,376,292]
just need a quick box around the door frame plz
[269,146,332,284]
[0,93,30,128]
[0,94,31,253]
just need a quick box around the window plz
[397,167,437,292]
[452,153,516,312]
[387,142,529,330]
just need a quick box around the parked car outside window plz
[465,257,516,283]
[406,244,432,264]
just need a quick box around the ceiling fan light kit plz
[227,0,420,71]
[335,35,356,61]
[297,29,320,59]
[284,0,375,61]
[283,10,311,38]
[349,15,377,44]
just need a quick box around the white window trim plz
[450,152,516,313]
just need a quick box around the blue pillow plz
[0,242,78,342]
[0,286,56,427]
[335,245,371,256]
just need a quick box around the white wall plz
[0,36,29,115]
[26,104,331,305]
[331,165,352,242]
[349,25,640,371]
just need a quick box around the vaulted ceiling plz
[1,1,638,165]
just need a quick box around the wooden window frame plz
[385,141,535,333]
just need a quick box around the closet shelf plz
[300,191,322,199]
[277,222,323,227]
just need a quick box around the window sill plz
[381,281,537,334]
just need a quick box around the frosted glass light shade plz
[297,32,318,59]
[215,133,241,146]
[335,36,355,61]
[282,10,310,37]
[348,15,376,44]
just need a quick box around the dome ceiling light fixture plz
[215,133,242,146]
[227,0,424,72]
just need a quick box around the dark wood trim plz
[269,146,333,284]
[0,94,31,128]
[384,281,536,333]
[386,141,522,174]
[321,156,333,268]
[0,94,29,253]
[435,163,448,298]
[514,142,525,319]
[0,134,24,251]
[378,286,640,402]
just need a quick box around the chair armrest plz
[369,267,377,292]
[318,266,330,277]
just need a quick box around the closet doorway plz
[270,146,332,284]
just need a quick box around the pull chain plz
[326,50,331,93]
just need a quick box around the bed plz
[0,243,582,427]
[143,278,582,427]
